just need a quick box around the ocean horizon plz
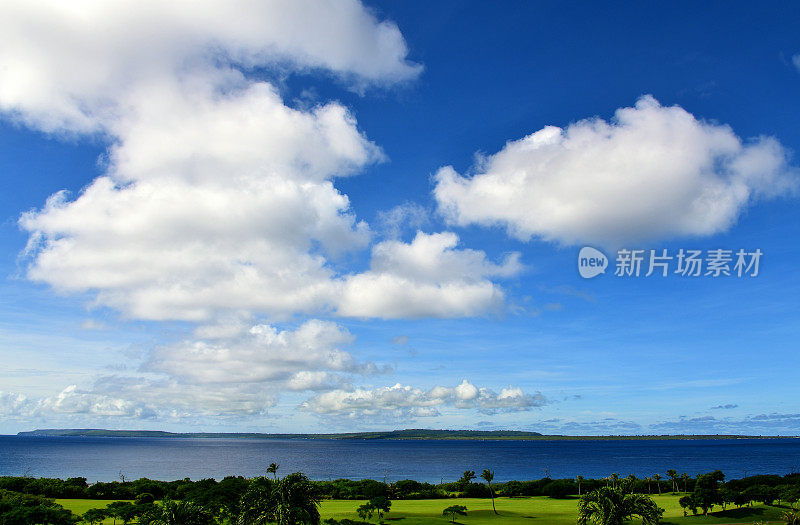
[3,435,799,484]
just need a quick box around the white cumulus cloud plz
[338,232,523,319]
[434,96,797,246]
[13,1,510,324]
[19,81,377,322]
[147,320,378,386]
[0,0,421,133]
[301,379,547,419]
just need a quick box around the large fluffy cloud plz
[338,232,522,318]
[301,379,547,419]
[12,1,512,323]
[3,1,528,424]
[434,96,797,246]
[20,82,377,321]
[0,0,421,133]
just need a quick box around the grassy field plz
[57,495,789,524]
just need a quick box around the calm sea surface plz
[1,436,799,483]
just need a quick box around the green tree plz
[442,505,467,523]
[106,501,138,524]
[481,469,497,514]
[577,485,663,525]
[609,473,619,489]
[368,496,391,523]
[267,463,280,480]
[692,471,724,515]
[237,472,321,525]
[136,492,156,504]
[0,490,77,525]
[238,477,277,525]
[576,475,585,496]
[138,498,216,525]
[81,508,108,525]
[625,475,636,493]
[666,470,678,494]
[653,474,662,495]
[459,471,476,486]
[356,502,374,522]
[273,472,321,525]
[681,473,690,493]
[678,495,697,516]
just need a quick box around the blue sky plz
[0,0,799,435]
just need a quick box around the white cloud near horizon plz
[301,379,548,419]
[434,95,797,247]
[1,386,153,420]
[1,319,389,421]
[147,320,384,388]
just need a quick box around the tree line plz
[7,470,797,501]
[3,468,800,524]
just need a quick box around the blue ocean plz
[1,436,798,483]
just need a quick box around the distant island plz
[16,428,790,440]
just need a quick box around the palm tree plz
[666,469,678,494]
[610,473,620,490]
[237,477,277,525]
[653,474,662,495]
[576,475,585,496]
[577,486,663,525]
[681,473,690,493]
[626,475,636,493]
[273,472,322,525]
[267,463,280,480]
[645,477,652,495]
[481,469,497,515]
[139,498,215,525]
[237,473,321,525]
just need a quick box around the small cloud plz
[376,202,430,239]
[793,54,800,71]
[711,404,738,410]
[80,319,108,331]
[391,335,410,346]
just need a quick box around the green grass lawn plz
[321,496,788,525]
[57,495,789,524]
[55,499,134,524]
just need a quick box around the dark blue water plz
[1,436,799,483]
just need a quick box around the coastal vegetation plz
[3,469,800,524]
